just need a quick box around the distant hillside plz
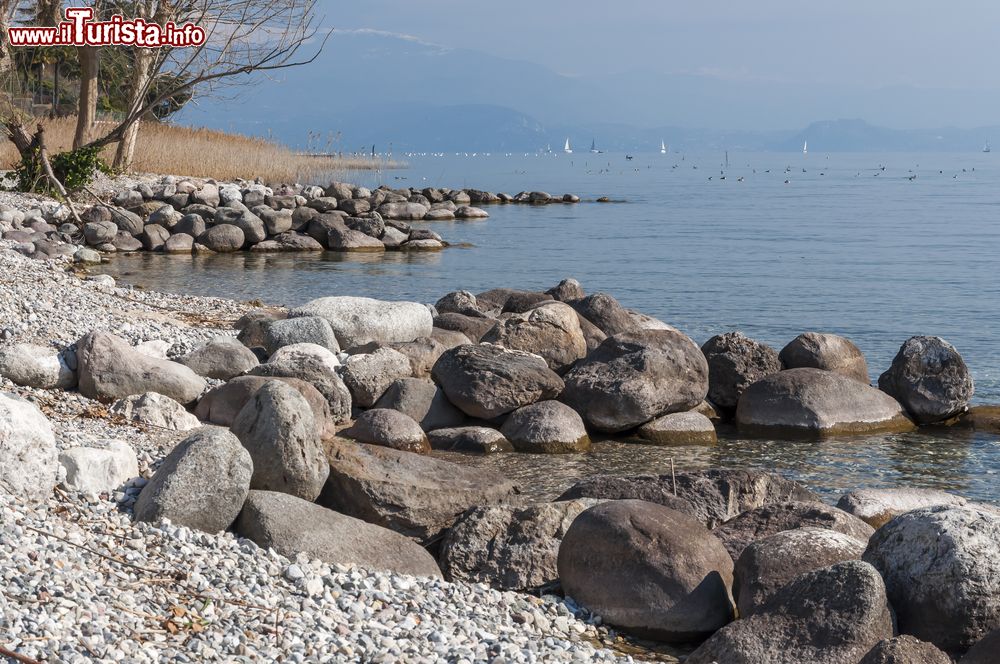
[782,119,998,152]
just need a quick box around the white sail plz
[660,140,667,154]
[803,140,808,155]
[564,138,572,154]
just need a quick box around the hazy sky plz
[322,1,1000,90]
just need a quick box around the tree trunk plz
[73,46,99,149]
[113,49,153,171]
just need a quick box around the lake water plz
[97,151,1000,503]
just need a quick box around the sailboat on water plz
[660,140,667,154]
[984,141,991,153]
[590,139,600,154]
[564,138,573,154]
[803,140,808,155]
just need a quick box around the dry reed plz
[0,117,399,184]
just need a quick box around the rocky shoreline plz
[0,176,584,262]
[2,225,999,662]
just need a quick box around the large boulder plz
[290,296,433,350]
[560,330,709,433]
[319,440,518,545]
[176,336,259,380]
[557,468,818,528]
[343,409,430,453]
[863,504,1000,652]
[736,368,914,437]
[878,336,975,424]
[133,427,252,533]
[432,344,564,420]
[427,426,513,453]
[440,499,596,591]
[713,501,874,561]
[480,302,587,373]
[110,392,200,431]
[199,224,244,252]
[433,312,498,342]
[734,527,867,617]
[701,331,782,411]
[262,316,340,355]
[231,381,329,501]
[837,488,967,529]
[373,377,465,431]
[387,337,448,378]
[250,344,351,423]
[195,376,335,438]
[569,292,638,336]
[236,491,441,578]
[499,400,590,453]
[0,393,58,502]
[636,410,717,445]
[557,500,735,642]
[779,332,870,383]
[76,332,207,405]
[59,441,138,495]
[686,561,893,664]
[963,629,1000,664]
[341,348,412,408]
[859,636,951,664]
[0,343,76,389]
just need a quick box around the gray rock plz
[343,408,430,453]
[327,226,385,251]
[378,201,429,220]
[320,440,519,545]
[735,527,867,617]
[431,327,473,349]
[859,636,951,664]
[500,400,590,453]
[133,427,252,533]
[558,500,735,642]
[427,426,513,453]
[250,344,351,423]
[780,332,870,383]
[863,504,1000,652]
[441,500,596,591]
[84,220,118,246]
[341,348,412,408]
[686,561,893,664]
[59,441,138,495]
[878,336,975,424]
[0,343,76,389]
[291,296,433,350]
[432,344,564,420]
[837,488,967,528]
[0,393,58,502]
[561,329,709,433]
[435,291,485,318]
[481,302,587,373]
[569,292,637,336]
[235,490,442,578]
[713,501,875,561]
[76,332,207,405]
[173,214,206,237]
[262,316,341,355]
[200,224,244,252]
[702,331,783,411]
[962,629,1000,664]
[231,381,329,501]
[344,215,384,238]
[190,183,220,207]
[111,231,142,252]
[374,377,466,431]
[176,336,259,380]
[546,278,585,302]
[109,208,144,236]
[163,233,194,254]
[110,392,200,431]
[194,375,334,439]
[140,224,170,251]
[500,291,553,314]
[636,411,717,445]
[433,312,498,342]
[388,337,448,378]
[736,368,915,437]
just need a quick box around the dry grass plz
[0,116,400,185]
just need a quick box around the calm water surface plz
[97,151,1000,503]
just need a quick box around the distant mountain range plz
[178,30,1000,153]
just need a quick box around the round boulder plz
[480,301,587,373]
[701,331,782,411]
[863,504,1000,652]
[858,636,951,664]
[878,336,975,424]
[636,411,717,445]
[780,332,870,383]
[343,408,430,454]
[499,400,590,453]
[557,499,735,642]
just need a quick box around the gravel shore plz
[0,242,640,663]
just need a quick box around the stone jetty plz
[1,239,998,663]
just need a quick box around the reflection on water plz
[433,427,1000,505]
